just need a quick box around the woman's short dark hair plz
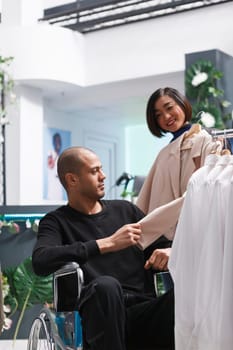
[146,87,192,138]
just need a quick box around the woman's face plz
[154,95,186,132]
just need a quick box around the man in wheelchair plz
[32,146,174,350]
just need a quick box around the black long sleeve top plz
[32,199,155,295]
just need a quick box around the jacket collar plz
[168,124,201,197]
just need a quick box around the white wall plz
[0,3,232,87]
[0,24,85,85]
[125,125,172,176]
[44,103,126,199]
[5,85,44,204]
[84,3,233,85]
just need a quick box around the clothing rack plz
[210,128,233,139]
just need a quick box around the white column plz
[5,85,44,205]
[1,0,43,26]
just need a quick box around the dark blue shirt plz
[170,123,192,142]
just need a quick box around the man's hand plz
[144,248,171,271]
[97,223,142,253]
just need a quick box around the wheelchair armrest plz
[53,262,84,312]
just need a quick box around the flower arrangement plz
[1,220,20,334]
[0,221,20,234]
[0,215,47,341]
[185,59,231,129]
[1,273,12,333]
[3,257,53,342]
[0,217,40,234]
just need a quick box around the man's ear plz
[65,173,78,187]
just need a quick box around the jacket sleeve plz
[137,194,186,250]
[136,152,165,214]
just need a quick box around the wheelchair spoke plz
[28,315,53,350]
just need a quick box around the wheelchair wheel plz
[28,311,54,350]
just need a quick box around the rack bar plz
[210,129,233,139]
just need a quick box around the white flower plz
[201,112,216,128]
[9,92,16,104]
[3,304,11,313]
[32,219,40,233]
[222,100,231,108]
[192,71,208,87]
[2,281,9,298]
[3,317,13,330]
[26,219,31,229]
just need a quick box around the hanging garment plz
[169,154,233,350]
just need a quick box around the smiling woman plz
[136,86,223,248]
[146,87,192,138]
[153,95,186,134]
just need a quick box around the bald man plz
[32,146,174,350]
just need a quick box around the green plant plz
[0,218,39,234]
[185,59,231,129]
[120,189,137,199]
[3,257,53,343]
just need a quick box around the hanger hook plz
[224,129,227,149]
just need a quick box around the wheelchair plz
[27,262,172,350]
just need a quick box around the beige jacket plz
[137,124,222,249]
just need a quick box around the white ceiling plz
[24,70,184,126]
